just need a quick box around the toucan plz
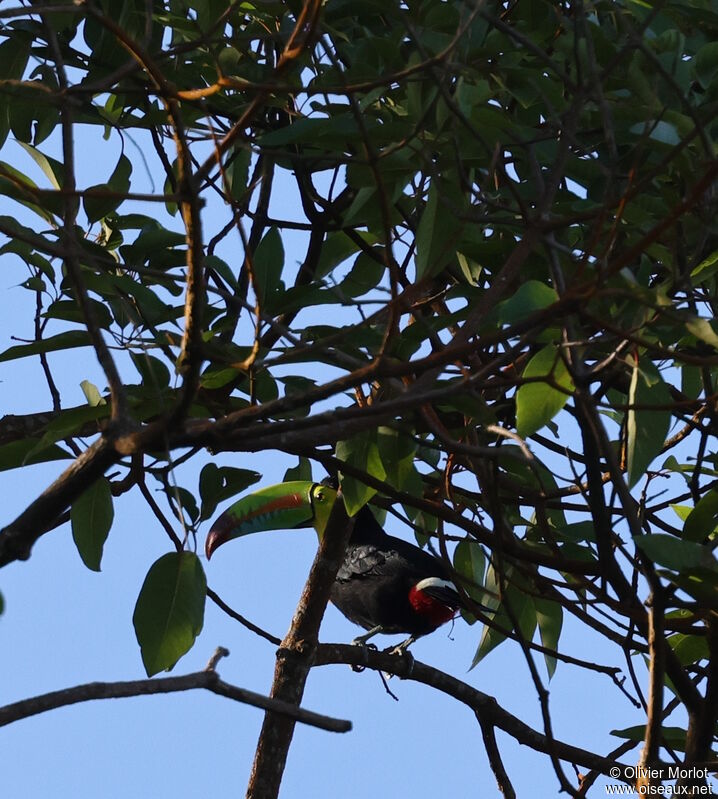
[205,481,463,653]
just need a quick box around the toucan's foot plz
[351,625,384,646]
[351,642,377,672]
[386,634,416,657]
[383,640,415,679]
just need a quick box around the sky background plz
[0,85,708,799]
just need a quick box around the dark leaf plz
[634,534,717,573]
[535,598,563,680]
[0,439,72,472]
[516,346,574,438]
[336,431,387,516]
[498,281,558,325]
[71,478,114,572]
[338,251,385,297]
[0,330,91,363]
[683,490,718,543]
[283,457,313,482]
[199,464,261,520]
[611,726,688,752]
[626,359,671,487]
[130,352,171,390]
[133,552,206,676]
[253,227,284,310]
[83,153,132,222]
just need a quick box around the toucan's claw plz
[383,638,415,679]
[351,624,384,647]
[351,642,378,672]
[386,635,416,657]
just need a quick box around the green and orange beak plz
[205,481,338,560]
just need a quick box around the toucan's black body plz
[205,480,461,648]
[330,505,458,638]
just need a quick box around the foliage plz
[1,0,718,795]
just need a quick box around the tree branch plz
[478,715,517,799]
[0,437,117,566]
[246,496,355,799]
[0,654,351,734]
[314,644,632,783]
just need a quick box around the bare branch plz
[314,644,631,783]
[0,659,351,734]
[478,716,517,799]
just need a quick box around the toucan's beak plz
[205,481,330,560]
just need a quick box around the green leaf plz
[683,491,718,543]
[498,281,558,325]
[258,115,375,147]
[376,427,417,481]
[690,249,718,282]
[415,182,464,281]
[80,379,106,407]
[0,439,72,472]
[0,330,91,363]
[199,464,261,520]
[83,153,132,222]
[343,186,376,227]
[71,478,114,572]
[685,317,718,350]
[24,405,109,454]
[130,352,171,389]
[44,299,112,329]
[611,726,688,752]
[634,534,717,573]
[173,487,200,524]
[0,162,57,223]
[535,598,563,680]
[336,430,387,516]
[283,457,313,483]
[338,251,385,297]
[0,33,31,82]
[472,582,536,669]
[680,365,702,400]
[671,504,693,523]
[667,633,709,666]
[0,33,32,146]
[515,345,574,438]
[695,41,718,89]
[626,359,671,488]
[315,231,376,279]
[224,147,251,203]
[253,227,284,309]
[0,215,58,251]
[133,552,206,676]
[200,366,239,389]
[453,540,486,608]
[18,142,64,190]
[456,252,482,286]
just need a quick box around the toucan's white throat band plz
[414,577,454,592]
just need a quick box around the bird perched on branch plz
[205,480,463,654]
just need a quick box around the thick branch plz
[314,644,631,782]
[640,592,665,774]
[246,497,355,799]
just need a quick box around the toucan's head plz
[205,481,338,560]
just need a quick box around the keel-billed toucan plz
[205,481,462,652]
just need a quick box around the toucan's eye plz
[316,490,325,502]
